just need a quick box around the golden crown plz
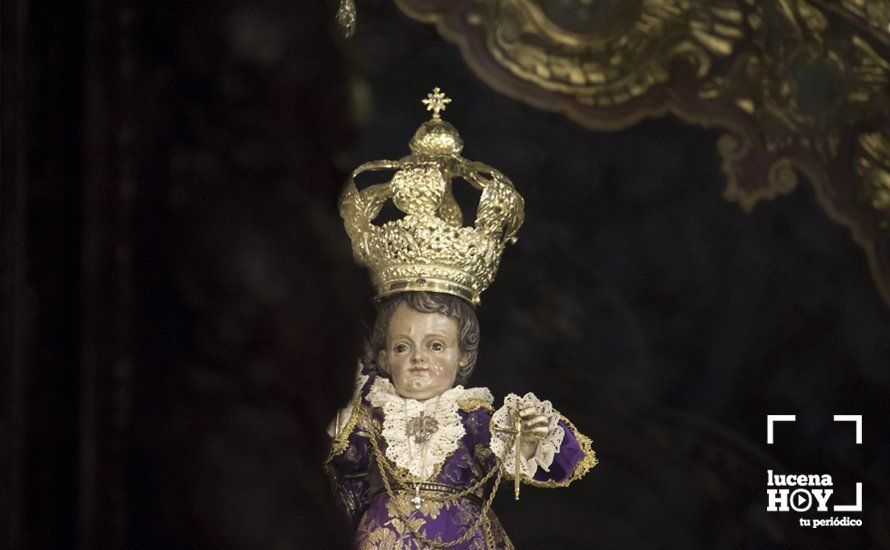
[339,88,525,305]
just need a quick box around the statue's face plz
[379,303,466,400]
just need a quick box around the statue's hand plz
[519,405,549,460]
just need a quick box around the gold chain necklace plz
[359,401,504,548]
[368,415,502,548]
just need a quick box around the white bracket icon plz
[833,482,863,512]
[767,414,796,444]
[831,414,864,512]
[833,414,863,444]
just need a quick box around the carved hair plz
[368,292,479,385]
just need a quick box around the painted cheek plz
[431,361,458,381]
[392,361,409,379]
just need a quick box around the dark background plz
[3,1,889,549]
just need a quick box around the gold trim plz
[325,396,366,464]
[502,413,598,488]
[458,398,495,413]
[385,480,479,497]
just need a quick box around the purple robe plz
[326,372,596,549]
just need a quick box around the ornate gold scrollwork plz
[857,131,890,230]
[396,0,890,304]
[481,0,744,103]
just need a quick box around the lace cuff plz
[490,392,565,479]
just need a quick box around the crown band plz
[380,278,478,305]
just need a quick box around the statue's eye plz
[394,343,408,353]
[429,342,444,351]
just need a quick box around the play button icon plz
[790,489,812,512]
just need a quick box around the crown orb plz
[409,119,464,156]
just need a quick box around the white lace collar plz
[367,377,492,480]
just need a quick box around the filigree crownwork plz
[339,88,525,304]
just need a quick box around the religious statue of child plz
[326,89,597,549]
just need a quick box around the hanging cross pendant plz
[512,410,522,501]
[492,407,523,500]
[410,485,424,510]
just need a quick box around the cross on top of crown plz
[422,87,451,119]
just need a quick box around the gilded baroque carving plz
[395,0,890,304]
[857,131,890,230]
[478,0,745,103]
